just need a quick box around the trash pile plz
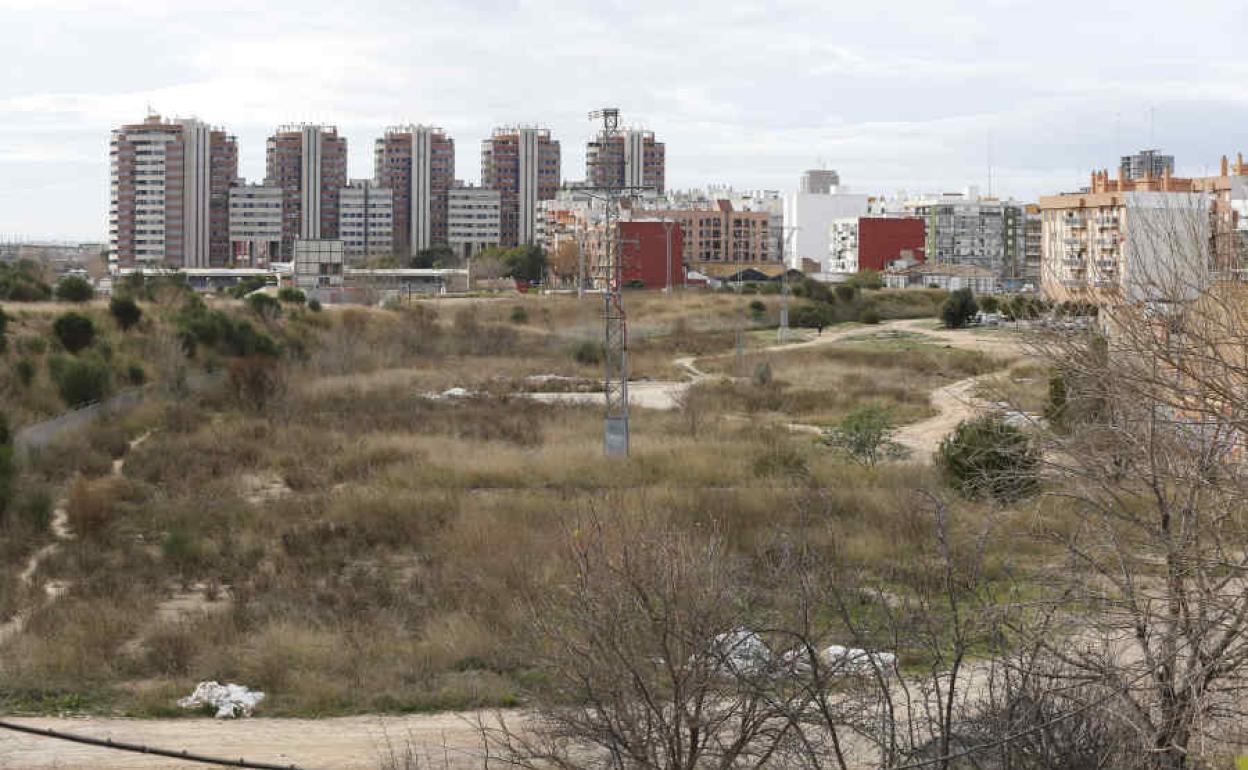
[177,681,266,718]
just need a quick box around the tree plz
[48,353,110,406]
[978,295,1000,314]
[940,287,979,328]
[52,312,96,353]
[276,286,306,305]
[548,240,581,285]
[0,260,52,302]
[822,404,910,466]
[109,295,142,331]
[502,245,548,284]
[54,275,94,303]
[479,513,797,769]
[246,292,282,321]
[937,413,1040,502]
[791,303,833,333]
[411,244,457,269]
[846,268,884,290]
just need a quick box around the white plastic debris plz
[710,629,772,675]
[782,645,897,676]
[177,681,266,718]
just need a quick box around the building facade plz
[447,186,502,260]
[293,238,345,292]
[265,125,348,259]
[339,180,394,262]
[906,191,1026,282]
[1121,149,1175,181]
[374,125,455,256]
[1039,156,1248,303]
[782,188,870,269]
[799,169,840,195]
[618,221,684,289]
[481,127,561,247]
[109,114,237,268]
[586,129,665,193]
[228,183,283,265]
[829,217,926,274]
[630,200,774,275]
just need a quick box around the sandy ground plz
[0,712,504,770]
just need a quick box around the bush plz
[510,305,529,324]
[109,295,142,331]
[0,414,11,518]
[308,298,323,313]
[941,288,979,329]
[834,285,857,304]
[846,269,884,290]
[748,299,766,320]
[52,312,96,353]
[126,363,146,386]
[0,306,7,353]
[49,354,111,407]
[978,295,1001,314]
[55,275,95,302]
[822,404,909,466]
[752,360,773,387]
[937,413,1040,502]
[15,357,35,387]
[859,306,881,325]
[791,303,832,332]
[247,293,282,320]
[570,340,602,366]
[0,261,52,301]
[228,355,286,411]
[277,287,306,305]
[228,275,268,299]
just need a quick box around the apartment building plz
[265,125,348,259]
[374,126,455,255]
[828,217,925,274]
[782,185,869,269]
[481,127,561,247]
[447,185,501,260]
[293,238,345,292]
[799,169,840,195]
[1038,155,1248,303]
[904,190,1026,284]
[585,129,665,193]
[228,183,283,265]
[339,180,394,262]
[629,200,774,276]
[1121,149,1175,181]
[1024,205,1042,290]
[109,114,237,268]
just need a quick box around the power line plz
[0,719,306,770]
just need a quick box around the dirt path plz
[0,432,152,646]
[891,374,987,459]
[0,712,504,770]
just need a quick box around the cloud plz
[1,0,1247,239]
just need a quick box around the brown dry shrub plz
[65,475,133,539]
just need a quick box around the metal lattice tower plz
[589,108,630,456]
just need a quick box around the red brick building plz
[481,127,560,247]
[619,221,684,289]
[374,125,455,256]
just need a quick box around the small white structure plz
[293,238,345,292]
[884,263,1001,294]
[783,189,870,270]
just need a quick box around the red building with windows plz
[619,221,684,289]
[857,217,925,271]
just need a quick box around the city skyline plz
[4,0,1248,240]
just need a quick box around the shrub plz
[277,287,306,305]
[752,360,773,387]
[859,306,881,325]
[126,363,146,386]
[65,475,130,539]
[822,404,909,466]
[570,340,602,366]
[247,293,282,320]
[228,355,287,411]
[941,288,979,329]
[55,275,95,302]
[228,275,269,299]
[17,335,45,355]
[791,303,832,332]
[49,354,111,407]
[0,261,52,301]
[846,269,884,290]
[0,414,11,518]
[52,312,96,353]
[834,285,857,303]
[624,279,647,290]
[109,295,142,330]
[0,306,7,353]
[510,305,529,324]
[308,298,323,313]
[15,357,35,387]
[11,484,52,532]
[978,295,1001,314]
[937,413,1041,502]
[748,299,766,319]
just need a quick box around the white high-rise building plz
[782,189,870,269]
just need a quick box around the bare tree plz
[1026,196,1248,768]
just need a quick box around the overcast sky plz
[3,0,1247,241]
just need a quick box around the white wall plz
[782,191,869,269]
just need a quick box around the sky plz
[2,0,1248,241]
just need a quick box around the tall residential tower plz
[585,128,664,193]
[481,127,561,247]
[374,125,455,256]
[109,114,237,268]
[265,124,347,258]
